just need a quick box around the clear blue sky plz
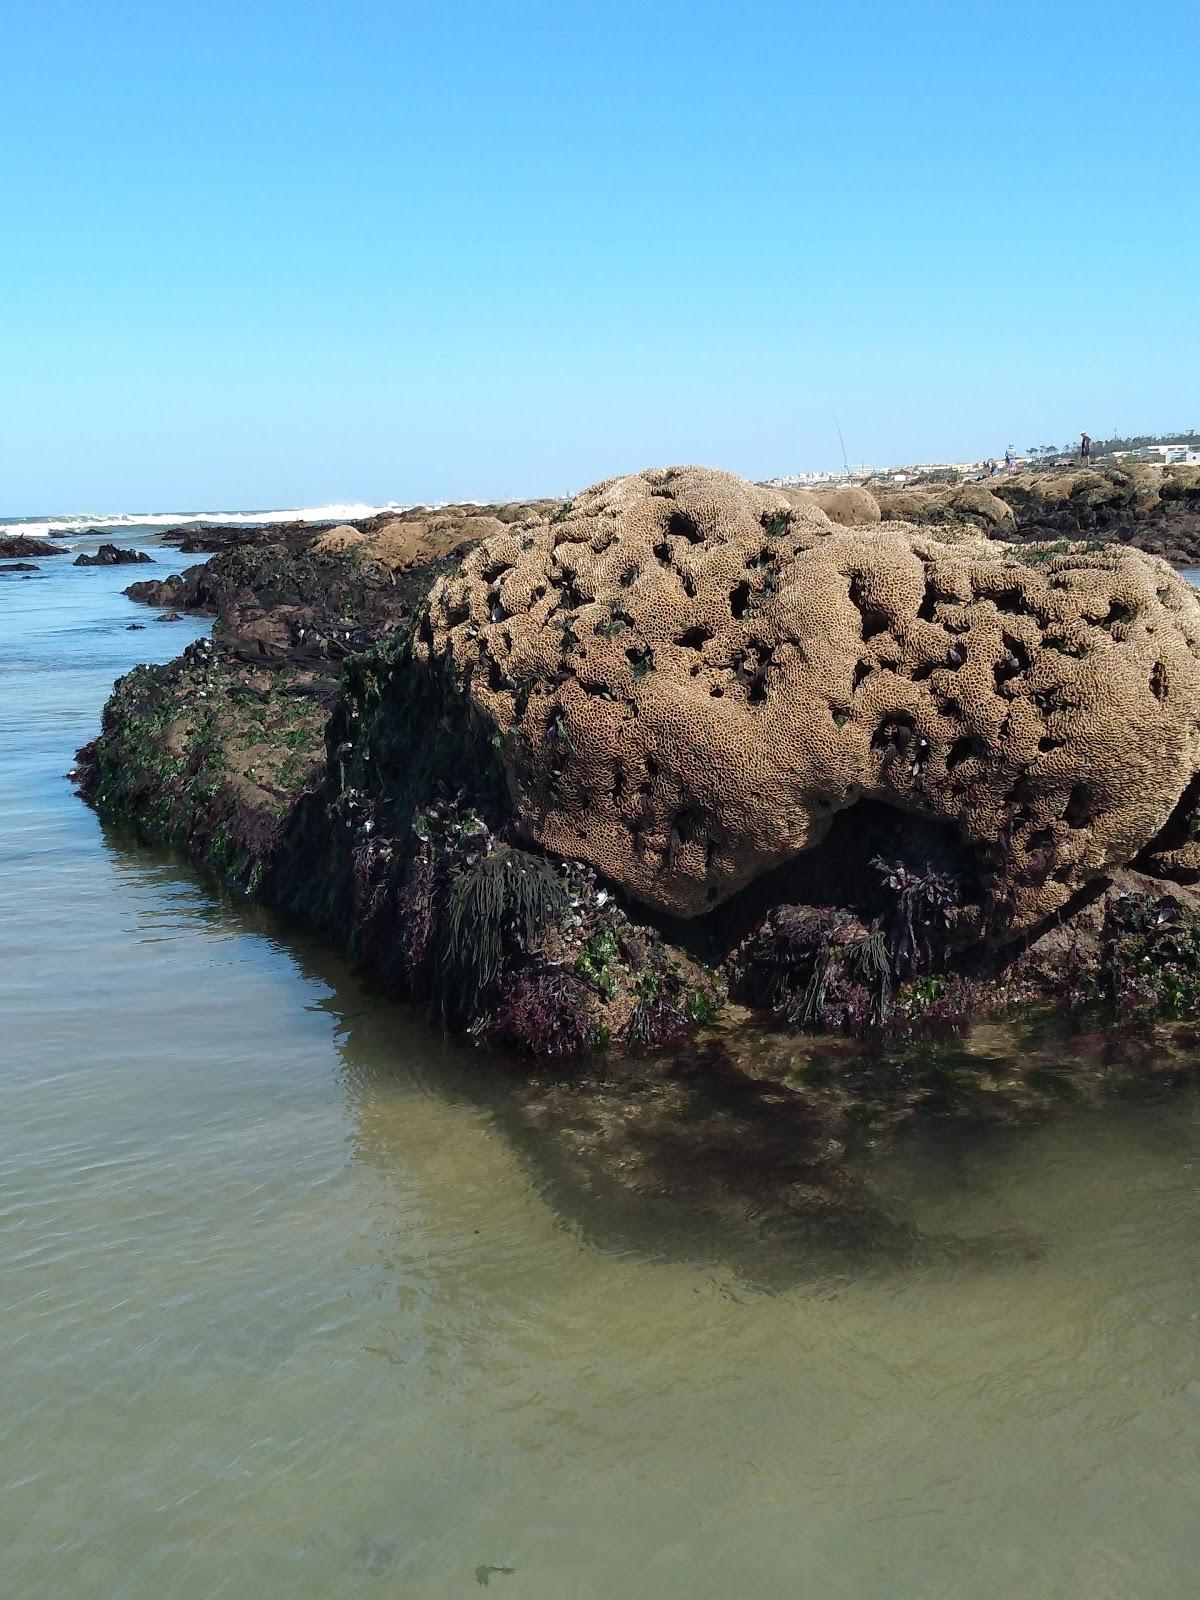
[3,0,1197,513]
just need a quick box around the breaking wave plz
[1,503,408,541]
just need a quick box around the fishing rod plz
[834,415,852,481]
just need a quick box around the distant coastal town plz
[768,430,1200,490]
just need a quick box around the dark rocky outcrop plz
[867,465,1200,565]
[0,534,68,558]
[74,544,152,567]
[0,561,40,572]
[991,466,1200,564]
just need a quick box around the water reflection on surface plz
[2,536,1200,1597]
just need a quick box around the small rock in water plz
[475,1566,516,1587]
[74,543,153,567]
[126,622,146,631]
[0,561,39,572]
[156,612,182,622]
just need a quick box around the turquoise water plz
[3,535,1200,1598]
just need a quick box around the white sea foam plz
[1,503,409,540]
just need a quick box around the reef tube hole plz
[1151,661,1168,702]
[947,735,982,770]
[729,581,751,619]
[666,512,704,545]
[675,625,713,650]
[848,575,891,640]
[1063,784,1092,829]
[871,712,917,753]
[479,559,515,583]
[990,587,1028,617]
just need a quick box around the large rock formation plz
[420,465,1200,932]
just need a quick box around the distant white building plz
[1122,443,1200,465]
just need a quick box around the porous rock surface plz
[870,480,1017,534]
[420,466,1200,931]
[778,485,881,527]
[311,514,504,571]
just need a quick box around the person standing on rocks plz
[1080,431,1092,465]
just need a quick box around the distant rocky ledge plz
[76,466,1200,1089]
[790,462,1200,565]
[0,534,69,559]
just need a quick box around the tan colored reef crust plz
[869,480,1017,533]
[778,484,882,527]
[310,513,507,571]
[421,465,1200,931]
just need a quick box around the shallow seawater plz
[3,535,1200,1598]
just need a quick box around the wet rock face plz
[420,465,1200,933]
[73,543,152,567]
